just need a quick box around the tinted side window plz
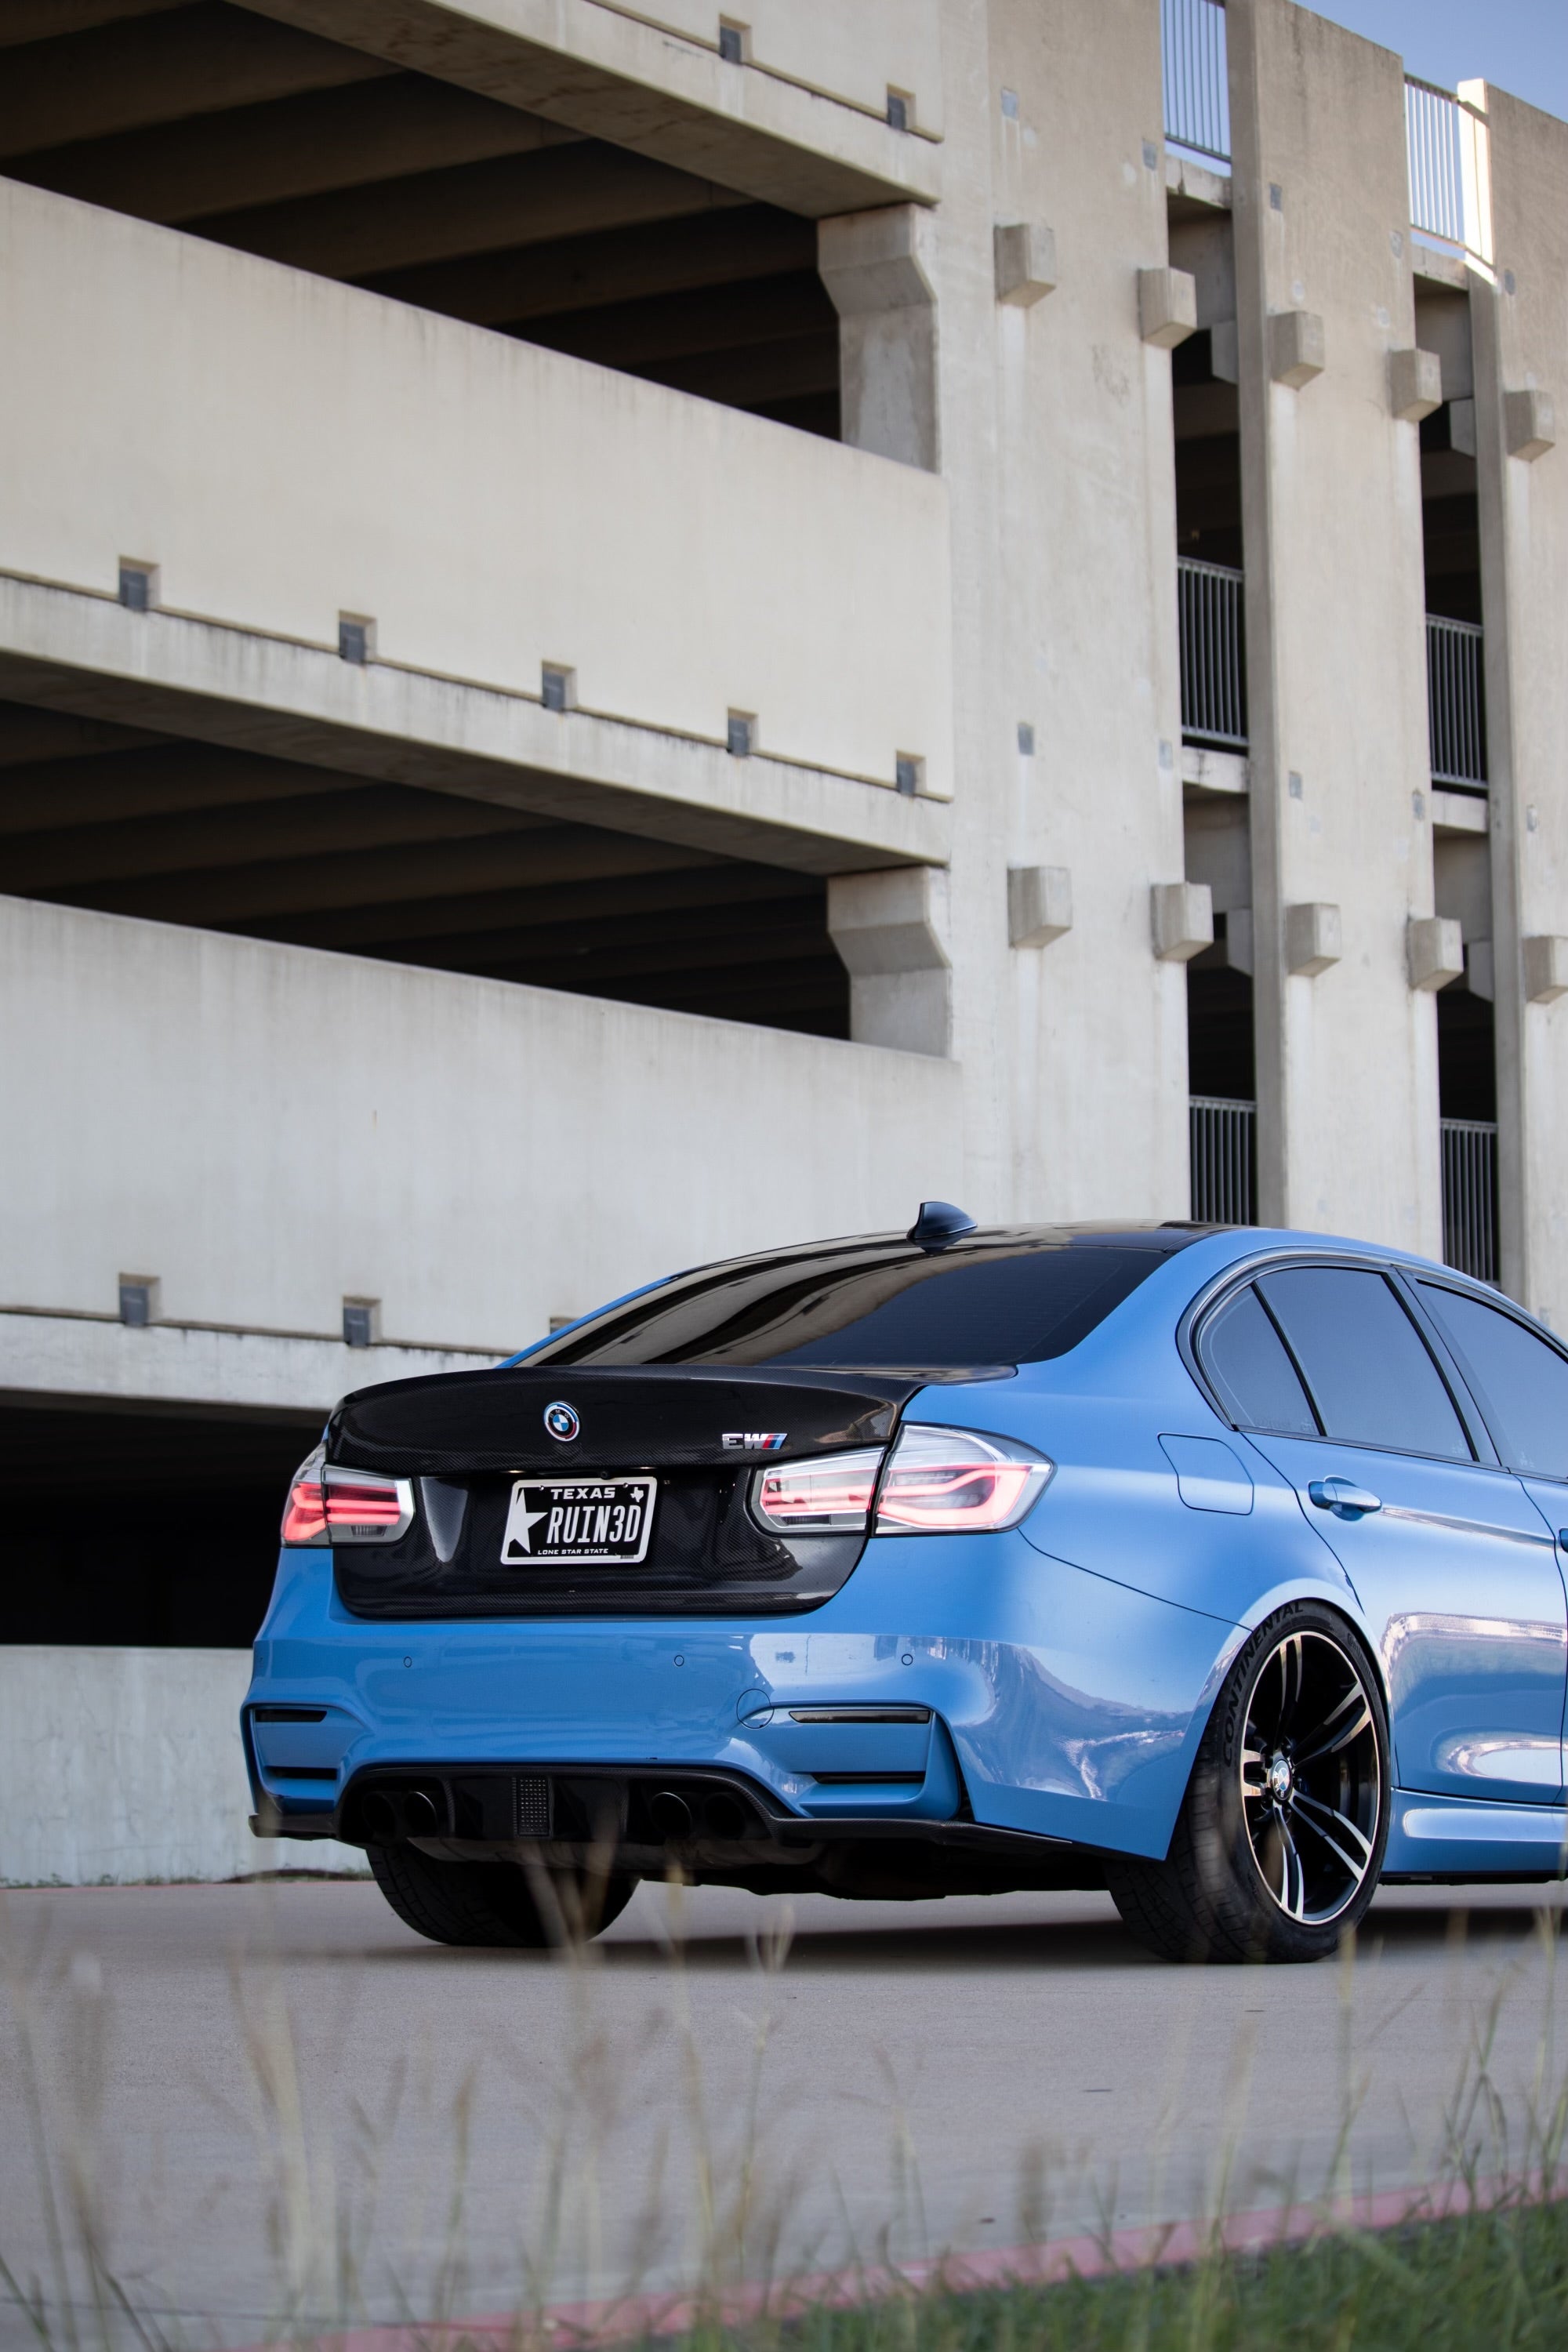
[1419,1285,1568,1479]
[1200,1285,1319,1434]
[1258,1268,1471,1460]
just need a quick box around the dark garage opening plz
[0,0,840,440]
[0,1397,322,1648]
[0,695,853,1038]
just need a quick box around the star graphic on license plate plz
[505,1505,550,1557]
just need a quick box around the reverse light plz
[873,1425,1053,1534]
[753,1446,884,1534]
[281,1446,415,1547]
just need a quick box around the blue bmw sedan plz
[244,1206,1568,1963]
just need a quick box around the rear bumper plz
[244,1527,1240,1863]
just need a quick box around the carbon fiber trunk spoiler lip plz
[326,1361,1008,1478]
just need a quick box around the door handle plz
[1308,1477,1382,1519]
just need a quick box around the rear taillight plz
[873,1425,1053,1534]
[750,1427,1051,1540]
[281,1446,414,1547]
[752,1446,884,1533]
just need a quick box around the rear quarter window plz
[1419,1283,1568,1479]
[1198,1283,1318,1434]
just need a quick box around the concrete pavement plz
[1,1875,1564,2347]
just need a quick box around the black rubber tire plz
[1105,1600,1391,1965]
[368,1843,637,1949]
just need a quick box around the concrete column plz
[818,204,940,471]
[1467,87,1568,1323]
[1226,0,1441,1250]
[930,0,1189,1225]
[827,866,952,1055]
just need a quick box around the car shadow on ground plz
[345,1897,1564,1972]
[347,1916,1161,1971]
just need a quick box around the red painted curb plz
[246,2171,1557,2352]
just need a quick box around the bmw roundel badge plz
[543,1401,580,1443]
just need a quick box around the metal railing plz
[1441,1117,1497,1285]
[1178,557,1247,749]
[1191,1097,1255,1225]
[1426,615,1486,789]
[1163,0,1230,165]
[1404,76,1492,261]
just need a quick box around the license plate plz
[500,1475,655,1565]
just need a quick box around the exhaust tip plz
[704,1792,749,1839]
[648,1790,693,1839]
[403,1788,440,1836]
[360,1791,399,1843]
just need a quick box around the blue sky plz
[1297,0,1568,122]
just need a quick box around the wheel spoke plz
[1290,1790,1373,1881]
[1240,1744,1270,1794]
[1294,1691,1373,1767]
[1276,1635,1305,1733]
[1277,1818,1307,1919]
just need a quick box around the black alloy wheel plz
[1105,1601,1389,1964]
[369,1842,637,1948]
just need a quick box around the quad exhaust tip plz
[649,1788,751,1841]
[361,1787,441,1842]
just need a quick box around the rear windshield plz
[528,1241,1171,1370]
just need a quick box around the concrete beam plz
[268,858,804,954]
[826,866,950,1054]
[0,1,189,44]
[1165,153,1232,211]
[0,579,949,885]
[0,742,361,833]
[1151,881,1213,962]
[819,205,939,470]
[1181,745,1249,795]
[0,8,394,156]
[365,205,815,328]
[1284,901,1342,978]
[213,143,744,279]
[1389,347,1443,423]
[1138,267,1197,348]
[1465,938,1496,1000]
[1406,914,1464,992]
[2,783,550,894]
[1431,788,1487,835]
[80,822,705,926]
[1268,310,1326,389]
[35,78,575,227]
[1505,390,1555,462]
[994,222,1058,307]
[239,0,940,219]
[1523,935,1568,1005]
[1007,866,1073,948]
[0,1308,500,1419]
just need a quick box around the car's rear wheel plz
[1105,1602,1389,1964]
[368,1843,637,1948]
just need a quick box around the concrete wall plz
[1227,0,1443,1252]
[0,894,965,1370]
[1469,89,1568,1324]
[0,1647,364,1885]
[0,174,953,803]
[929,0,1192,1224]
